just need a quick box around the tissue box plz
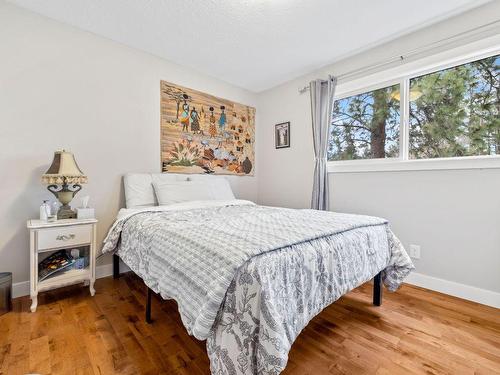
[76,208,95,219]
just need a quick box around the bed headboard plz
[123,173,188,208]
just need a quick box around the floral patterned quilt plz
[102,201,414,374]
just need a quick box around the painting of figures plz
[160,81,255,175]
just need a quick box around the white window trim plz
[328,155,500,173]
[328,36,500,173]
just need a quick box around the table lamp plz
[41,150,87,219]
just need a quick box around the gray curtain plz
[310,75,337,210]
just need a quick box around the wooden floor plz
[1,273,499,375]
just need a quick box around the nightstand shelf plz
[38,268,91,292]
[27,218,97,312]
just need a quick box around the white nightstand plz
[27,218,98,312]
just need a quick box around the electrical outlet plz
[409,244,421,259]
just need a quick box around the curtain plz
[310,75,337,210]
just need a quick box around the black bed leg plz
[146,287,153,324]
[373,272,382,306]
[113,254,120,279]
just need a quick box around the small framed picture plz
[275,122,290,149]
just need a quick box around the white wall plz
[0,2,258,285]
[257,1,500,298]
[2,0,499,306]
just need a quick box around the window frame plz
[328,41,500,173]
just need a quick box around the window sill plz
[327,156,500,173]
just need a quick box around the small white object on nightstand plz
[76,208,95,219]
[76,196,95,219]
[27,218,98,312]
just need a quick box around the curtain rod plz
[298,19,500,94]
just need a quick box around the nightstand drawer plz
[37,225,92,250]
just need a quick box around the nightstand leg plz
[30,295,38,312]
[89,280,96,296]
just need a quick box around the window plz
[328,52,500,167]
[409,55,499,159]
[328,84,400,161]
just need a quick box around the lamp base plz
[47,183,81,220]
[58,204,76,219]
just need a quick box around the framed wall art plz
[275,122,290,149]
[160,81,255,175]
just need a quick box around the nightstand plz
[27,218,98,312]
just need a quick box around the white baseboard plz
[95,263,113,279]
[405,272,500,309]
[12,268,500,309]
[95,261,131,279]
[12,281,30,299]
[12,260,131,298]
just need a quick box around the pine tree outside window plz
[328,53,500,165]
[329,84,400,160]
[409,55,499,159]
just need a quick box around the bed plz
[103,173,414,375]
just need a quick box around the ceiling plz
[6,0,492,92]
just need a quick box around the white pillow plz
[187,176,235,200]
[124,173,188,208]
[153,181,214,206]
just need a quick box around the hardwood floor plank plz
[1,273,499,375]
[29,335,50,374]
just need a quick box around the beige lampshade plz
[41,150,87,185]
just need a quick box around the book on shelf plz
[38,250,75,281]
